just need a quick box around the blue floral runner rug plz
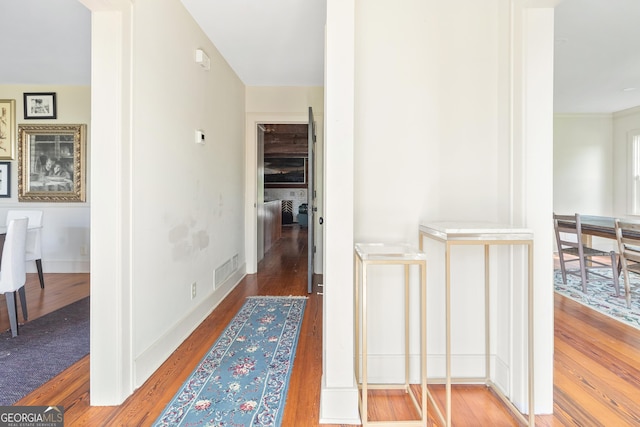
[153,296,307,427]
[554,269,640,329]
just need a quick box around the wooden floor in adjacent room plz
[4,226,640,425]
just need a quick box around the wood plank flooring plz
[3,227,640,425]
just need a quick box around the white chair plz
[6,210,44,288]
[0,217,29,337]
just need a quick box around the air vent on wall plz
[215,254,238,289]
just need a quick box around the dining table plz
[556,215,640,245]
[572,215,617,239]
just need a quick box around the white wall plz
[85,0,247,403]
[0,84,90,273]
[353,0,507,395]
[554,114,613,216]
[130,0,246,385]
[321,0,555,421]
[613,106,640,217]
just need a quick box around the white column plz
[82,0,135,405]
[320,0,359,423]
[511,0,556,414]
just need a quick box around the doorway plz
[258,123,309,263]
[245,111,323,292]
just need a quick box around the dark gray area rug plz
[0,297,89,405]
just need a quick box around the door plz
[256,125,265,261]
[307,107,316,293]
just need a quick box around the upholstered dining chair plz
[553,213,620,295]
[6,210,44,288]
[614,218,640,308]
[0,217,29,337]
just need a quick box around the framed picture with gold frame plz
[18,124,86,202]
[0,99,16,160]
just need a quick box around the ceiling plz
[554,0,640,113]
[0,0,91,85]
[179,0,326,86]
[1,0,639,113]
[263,124,309,157]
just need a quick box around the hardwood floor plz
[5,227,640,425]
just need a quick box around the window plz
[630,130,640,214]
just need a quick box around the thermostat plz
[195,130,205,144]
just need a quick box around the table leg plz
[485,244,490,383]
[362,260,368,426]
[445,241,452,427]
[405,264,410,390]
[528,241,535,426]
[354,253,360,388]
[421,261,428,423]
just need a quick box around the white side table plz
[419,222,534,427]
[354,243,427,426]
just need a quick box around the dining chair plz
[553,213,620,295]
[0,217,29,337]
[6,210,44,288]
[614,218,640,308]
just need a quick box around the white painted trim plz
[627,129,640,215]
[613,105,640,119]
[356,354,497,384]
[37,260,90,273]
[244,112,310,274]
[83,0,135,405]
[319,377,361,425]
[511,2,556,415]
[134,267,246,386]
[554,113,613,119]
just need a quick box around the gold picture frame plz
[18,124,86,202]
[0,99,16,160]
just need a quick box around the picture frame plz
[18,124,86,202]
[23,92,57,119]
[264,157,307,187]
[0,99,16,159]
[0,162,11,198]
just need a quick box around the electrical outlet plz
[191,282,197,299]
[80,245,88,256]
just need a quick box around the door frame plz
[245,113,309,273]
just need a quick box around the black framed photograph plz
[264,157,306,184]
[23,92,57,119]
[0,161,11,198]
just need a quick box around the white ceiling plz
[0,0,91,85]
[554,0,640,113]
[1,0,639,113]
[179,0,326,86]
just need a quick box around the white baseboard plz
[37,259,90,273]
[319,376,360,425]
[357,353,510,386]
[134,264,246,387]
